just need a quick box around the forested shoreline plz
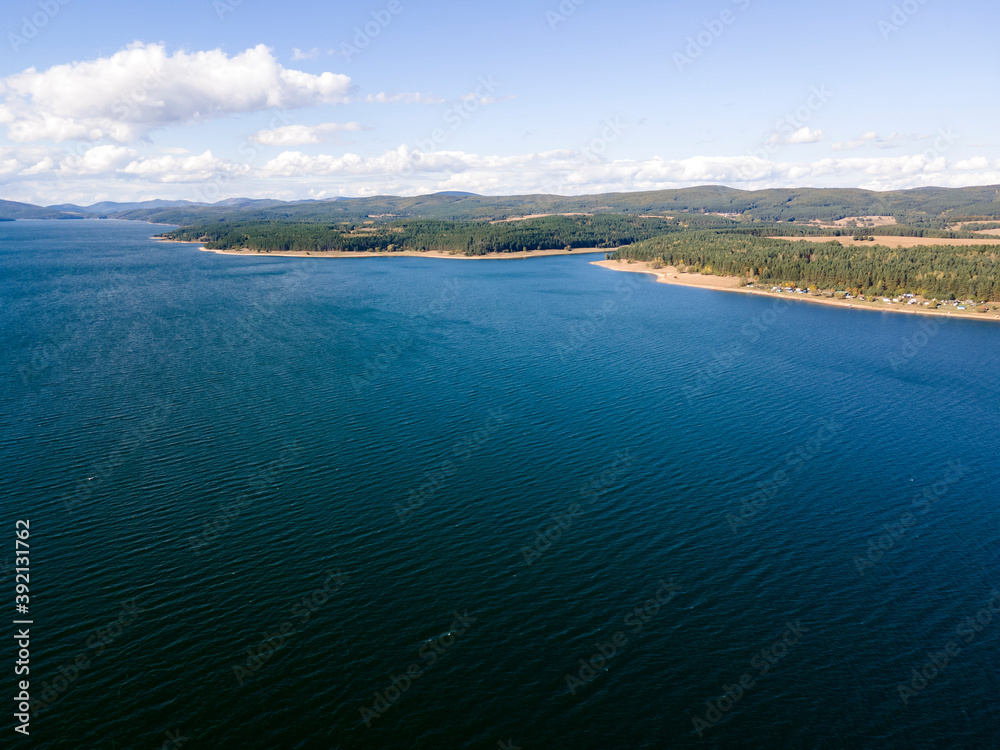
[161,216,676,255]
[607,233,1000,301]
[159,212,1000,302]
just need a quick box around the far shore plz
[591,259,1000,323]
[153,235,609,260]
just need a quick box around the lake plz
[2,219,999,749]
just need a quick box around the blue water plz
[2,219,999,749]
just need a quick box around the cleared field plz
[492,212,592,223]
[772,235,1000,248]
[808,215,897,228]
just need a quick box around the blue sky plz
[1,0,998,203]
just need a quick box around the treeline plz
[960,222,1000,231]
[162,215,678,255]
[608,231,1000,301]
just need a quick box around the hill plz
[103,185,1000,226]
[0,199,86,220]
[6,185,1000,225]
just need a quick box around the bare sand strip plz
[590,259,1000,324]
[771,235,1000,248]
[592,260,743,290]
[198,246,609,260]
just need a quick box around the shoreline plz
[591,259,1000,324]
[153,235,609,260]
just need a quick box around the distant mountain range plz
[3,185,1000,226]
[0,198,88,220]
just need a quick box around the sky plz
[1,0,998,205]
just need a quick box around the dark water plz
[2,219,999,749]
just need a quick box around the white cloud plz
[251,122,364,146]
[876,132,904,149]
[833,131,878,151]
[292,48,324,61]
[365,92,444,104]
[833,131,909,151]
[6,141,1000,204]
[459,93,513,106]
[0,145,52,177]
[769,127,824,146]
[953,156,990,171]
[0,143,244,185]
[121,151,246,183]
[60,145,139,176]
[19,157,54,176]
[259,145,581,179]
[788,127,823,144]
[0,42,352,143]
[255,146,1000,195]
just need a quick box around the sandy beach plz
[591,259,1000,323]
